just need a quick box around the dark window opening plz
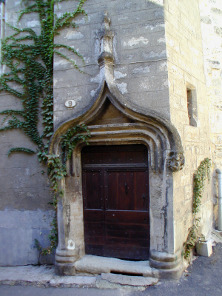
[186,87,198,127]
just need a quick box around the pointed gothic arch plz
[51,12,185,278]
[51,84,184,278]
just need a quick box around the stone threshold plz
[74,255,158,278]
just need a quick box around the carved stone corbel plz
[167,151,185,172]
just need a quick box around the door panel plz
[82,145,150,260]
[134,171,149,210]
[106,171,135,210]
[82,170,103,209]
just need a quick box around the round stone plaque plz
[65,100,76,108]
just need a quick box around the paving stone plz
[101,273,158,286]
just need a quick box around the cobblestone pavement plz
[0,243,222,296]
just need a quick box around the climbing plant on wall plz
[0,0,87,153]
[183,158,211,260]
[0,0,90,254]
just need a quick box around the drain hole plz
[110,271,143,276]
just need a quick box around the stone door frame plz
[51,11,185,278]
[50,87,185,278]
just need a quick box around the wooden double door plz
[82,144,150,260]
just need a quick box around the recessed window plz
[186,86,197,127]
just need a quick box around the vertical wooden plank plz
[82,169,103,209]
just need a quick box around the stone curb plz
[0,265,158,289]
[0,266,96,288]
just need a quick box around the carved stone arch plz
[52,12,185,278]
[51,83,184,278]
[50,83,184,173]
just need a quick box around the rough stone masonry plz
[0,0,221,280]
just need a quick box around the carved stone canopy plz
[50,12,184,172]
[50,81,184,173]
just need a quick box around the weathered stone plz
[75,255,156,277]
[0,210,54,266]
[0,266,97,288]
[196,241,213,257]
[101,273,158,287]
[214,26,222,37]
[0,0,221,278]
[201,16,212,24]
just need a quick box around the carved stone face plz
[168,152,185,172]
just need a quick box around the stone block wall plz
[0,0,219,267]
[0,0,53,265]
[199,0,222,228]
[53,0,170,128]
[164,0,212,251]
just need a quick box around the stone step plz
[75,255,158,277]
[101,272,158,287]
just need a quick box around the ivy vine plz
[0,0,87,151]
[0,0,89,255]
[183,158,211,260]
[36,124,91,255]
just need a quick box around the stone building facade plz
[0,0,221,279]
